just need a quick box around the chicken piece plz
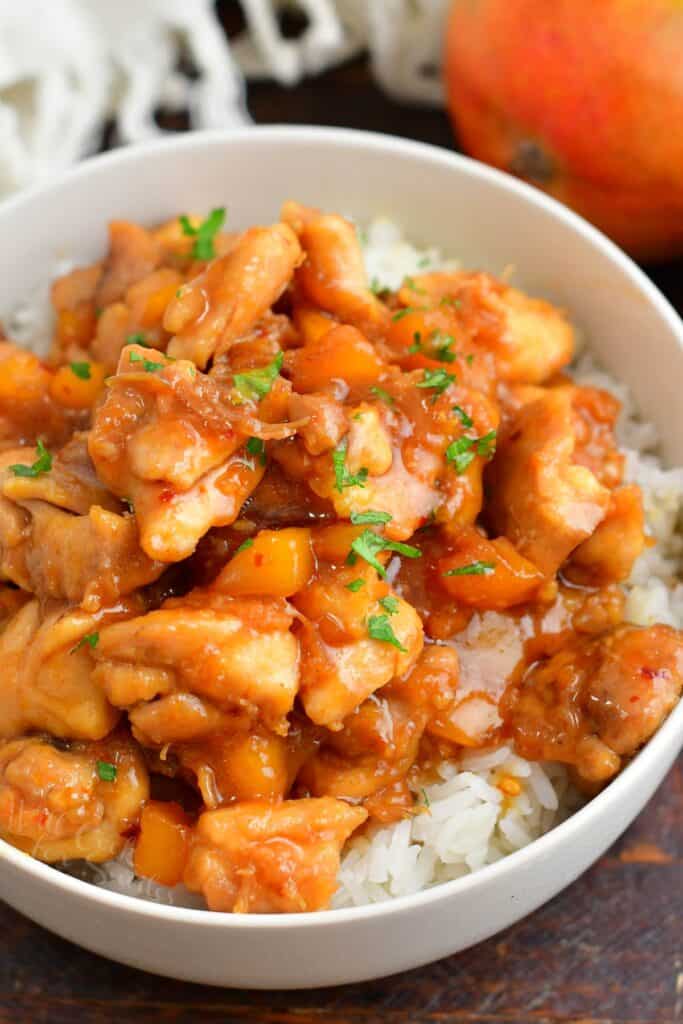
[88,344,270,561]
[93,591,300,736]
[49,264,102,362]
[0,598,137,741]
[164,223,302,368]
[398,271,574,385]
[566,485,646,586]
[299,646,458,806]
[507,625,683,786]
[287,392,347,456]
[0,732,148,862]
[95,220,161,308]
[566,383,625,490]
[273,370,459,540]
[282,201,390,340]
[293,562,424,728]
[0,342,77,446]
[487,389,610,576]
[184,797,367,912]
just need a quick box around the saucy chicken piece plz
[282,201,390,340]
[88,344,270,561]
[1,434,118,515]
[566,485,646,586]
[293,554,424,728]
[396,271,574,385]
[0,732,148,862]
[299,646,458,809]
[92,591,300,736]
[0,598,137,741]
[95,220,161,308]
[184,797,367,912]
[507,625,683,786]
[164,223,302,368]
[487,388,611,576]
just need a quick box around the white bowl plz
[1,127,682,989]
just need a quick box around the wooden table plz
[3,38,683,1024]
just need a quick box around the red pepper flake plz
[158,487,175,504]
[254,553,264,567]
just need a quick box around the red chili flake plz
[254,553,264,567]
[630,695,640,703]
[640,667,657,679]
[158,487,175,504]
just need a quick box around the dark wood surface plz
[3,22,683,1023]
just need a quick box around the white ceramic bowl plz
[1,127,682,989]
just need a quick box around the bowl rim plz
[1,124,682,930]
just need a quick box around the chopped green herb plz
[332,440,369,494]
[443,561,496,577]
[126,332,150,347]
[95,307,103,319]
[350,510,392,526]
[180,207,226,260]
[392,306,422,322]
[417,255,431,269]
[350,529,421,579]
[233,352,283,402]
[379,595,399,615]
[370,277,385,295]
[402,276,426,295]
[416,367,456,397]
[346,579,365,592]
[129,351,164,373]
[176,289,183,299]
[96,760,117,782]
[369,385,394,406]
[357,227,368,246]
[475,430,497,458]
[453,405,473,428]
[246,437,267,465]
[430,331,457,363]
[421,787,431,808]
[69,361,91,380]
[465,353,475,366]
[367,614,407,652]
[235,537,254,554]
[446,430,497,473]
[71,631,99,654]
[408,331,422,354]
[10,440,52,479]
[440,295,462,309]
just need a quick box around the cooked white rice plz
[12,216,680,910]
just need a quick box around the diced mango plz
[438,529,543,609]
[293,306,337,345]
[133,800,190,887]
[49,361,107,410]
[289,325,384,392]
[215,527,314,597]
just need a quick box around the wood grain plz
[2,7,683,1019]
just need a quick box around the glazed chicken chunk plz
[184,798,367,913]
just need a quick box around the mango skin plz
[445,0,683,261]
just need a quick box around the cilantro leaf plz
[379,595,399,615]
[233,352,283,402]
[443,561,496,577]
[332,439,369,493]
[69,361,91,380]
[475,430,497,458]
[416,367,456,396]
[346,579,365,592]
[129,351,164,373]
[246,437,267,466]
[402,276,427,295]
[350,529,421,579]
[453,405,473,428]
[180,207,226,260]
[70,631,99,654]
[126,332,150,347]
[96,761,117,782]
[367,614,407,652]
[445,436,476,474]
[10,440,52,479]
[350,510,392,525]
[430,331,456,363]
[392,306,423,322]
[236,538,254,554]
[408,331,422,354]
[369,385,394,406]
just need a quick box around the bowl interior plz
[1,127,682,934]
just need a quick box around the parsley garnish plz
[403,276,426,295]
[180,207,226,261]
[421,787,431,807]
[446,430,497,473]
[96,761,117,782]
[408,331,422,354]
[370,277,385,295]
[349,529,421,579]
[129,351,164,373]
[392,306,422,321]
[379,595,399,615]
[453,405,473,428]
[440,295,462,309]
[430,331,456,363]
[367,614,407,652]
[443,561,496,577]
[465,353,475,365]
[236,538,254,554]
[370,385,394,406]
[416,368,456,396]
[126,332,149,347]
[70,361,91,380]
[350,510,392,525]
[346,579,365,592]
[246,437,267,466]
[70,631,99,654]
[233,352,283,402]
[332,439,369,493]
[10,440,52,478]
